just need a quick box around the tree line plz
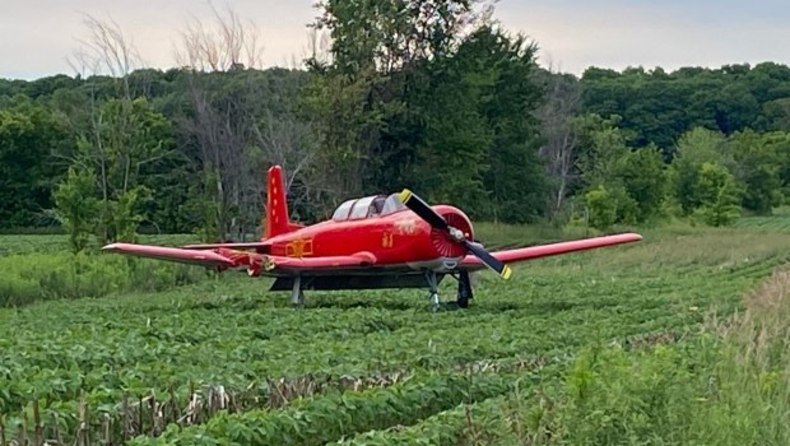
[1,0,789,251]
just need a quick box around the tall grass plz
[0,252,211,307]
[692,268,790,444]
[464,267,790,445]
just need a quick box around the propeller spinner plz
[397,189,512,279]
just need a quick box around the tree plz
[670,127,731,215]
[305,1,550,222]
[727,129,783,214]
[584,185,617,230]
[0,102,70,228]
[174,4,317,238]
[51,168,101,252]
[535,69,582,220]
[304,0,497,213]
[573,113,631,191]
[692,162,742,226]
[54,15,174,242]
[615,145,667,222]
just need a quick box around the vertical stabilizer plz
[263,165,291,239]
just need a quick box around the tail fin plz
[263,165,294,239]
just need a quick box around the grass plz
[733,205,790,231]
[0,218,789,444]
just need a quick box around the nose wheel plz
[425,270,441,312]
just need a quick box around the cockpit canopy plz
[331,193,406,221]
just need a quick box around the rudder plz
[263,165,292,239]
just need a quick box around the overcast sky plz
[1,0,789,80]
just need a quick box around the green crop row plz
[130,372,519,446]
[0,269,721,418]
[1,226,789,444]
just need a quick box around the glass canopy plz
[331,193,406,221]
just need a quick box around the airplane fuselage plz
[259,205,474,273]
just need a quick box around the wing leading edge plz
[100,243,376,275]
[459,232,642,271]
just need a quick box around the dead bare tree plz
[174,2,318,240]
[536,66,582,221]
[68,13,142,99]
[60,14,165,242]
[174,1,263,72]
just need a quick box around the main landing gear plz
[425,270,441,312]
[291,275,306,306]
[456,270,473,308]
[423,269,474,311]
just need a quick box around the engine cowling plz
[429,206,474,259]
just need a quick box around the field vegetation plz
[2,0,790,444]
[0,221,788,444]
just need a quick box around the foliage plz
[671,126,732,214]
[0,99,71,227]
[2,224,790,443]
[583,185,617,230]
[581,62,790,151]
[305,2,548,223]
[134,373,512,446]
[692,162,743,226]
[0,251,207,307]
[50,167,101,252]
[4,28,790,232]
[727,129,784,214]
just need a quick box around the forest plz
[1,0,790,250]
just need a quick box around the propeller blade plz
[397,189,449,230]
[462,240,512,279]
[397,188,512,279]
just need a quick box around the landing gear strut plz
[291,275,306,306]
[425,270,440,312]
[424,270,474,311]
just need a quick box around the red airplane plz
[102,165,642,310]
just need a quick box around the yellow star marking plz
[286,238,314,258]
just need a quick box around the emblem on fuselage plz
[394,217,419,235]
[286,238,314,258]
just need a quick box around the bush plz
[584,185,618,230]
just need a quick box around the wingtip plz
[501,265,513,280]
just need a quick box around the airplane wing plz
[180,241,270,251]
[254,252,377,275]
[459,232,642,271]
[101,243,376,275]
[101,243,239,268]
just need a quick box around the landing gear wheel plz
[430,293,440,312]
[456,270,473,308]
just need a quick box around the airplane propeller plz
[397,189,512,279]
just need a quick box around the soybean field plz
[0,222,788,445]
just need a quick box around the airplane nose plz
[429,206,474,258]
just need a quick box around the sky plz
[1,0,789,80]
